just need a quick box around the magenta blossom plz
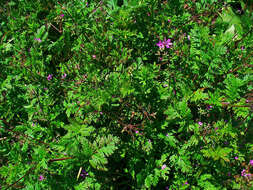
[92,55,96,59]
[156,40,165,49]
[249,160,253,166]
[60,14,64,17]
[198,122,203,126]
[163,38,173,48]
[34,38,41,43]
[62,73,67,79]
[39,175,45,181]
[161,164,167,170]
[235,156,238,160]
[47,74,53,81]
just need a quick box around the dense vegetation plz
[0,0,252,189]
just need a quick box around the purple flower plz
[168,19,171,22]
[159,57,163,61]
[99,112,103,115]
[198,122,203,126]
[241,46,245,50]
[135,131,139,134]
[163,38,173,48]
[62,73,67,79]
[60,14,64,18]
[92,55,96,59]
[34,38,41,43]
[249,160,253,166]
[39,175,45,181]
[32,123,35,127]
[165,186,169,190]
[47,74,53,81]
[241,169,246,176]
[185,181,188,185]
[80,169,88,178]
[215,127,218,131]
[147,12,150,16]
[156,40,165,49]
[234,156,238,160]
[207,105,213,110]
[148,139,151,143]
[163,84,168,87]
[161,164,166,170]
[166,133,169,136]
[227,172,231,176]
[187,35,190,40]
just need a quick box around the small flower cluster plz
[156,38,173,49]
[241,169,251,177]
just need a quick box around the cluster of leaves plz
[0,0,252,189]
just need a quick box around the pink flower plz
[163,38,173,48]
[156,40,165,49]
[249,160,253,166]
[147,12,150,16]
[47,74,53,81]
[135,131,139,134]
[60,14,64,17]
[241,169,246,176]
[161,164,166,170]
[39,175,45,181]
[34,38,41,43]
[235,156,238,160]
[187,35,190,40]
[198,122,203,126]
[168,19,171,22]
[62,73,67,79]
[92,55,96,59]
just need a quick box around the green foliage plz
[0,0,252,189]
